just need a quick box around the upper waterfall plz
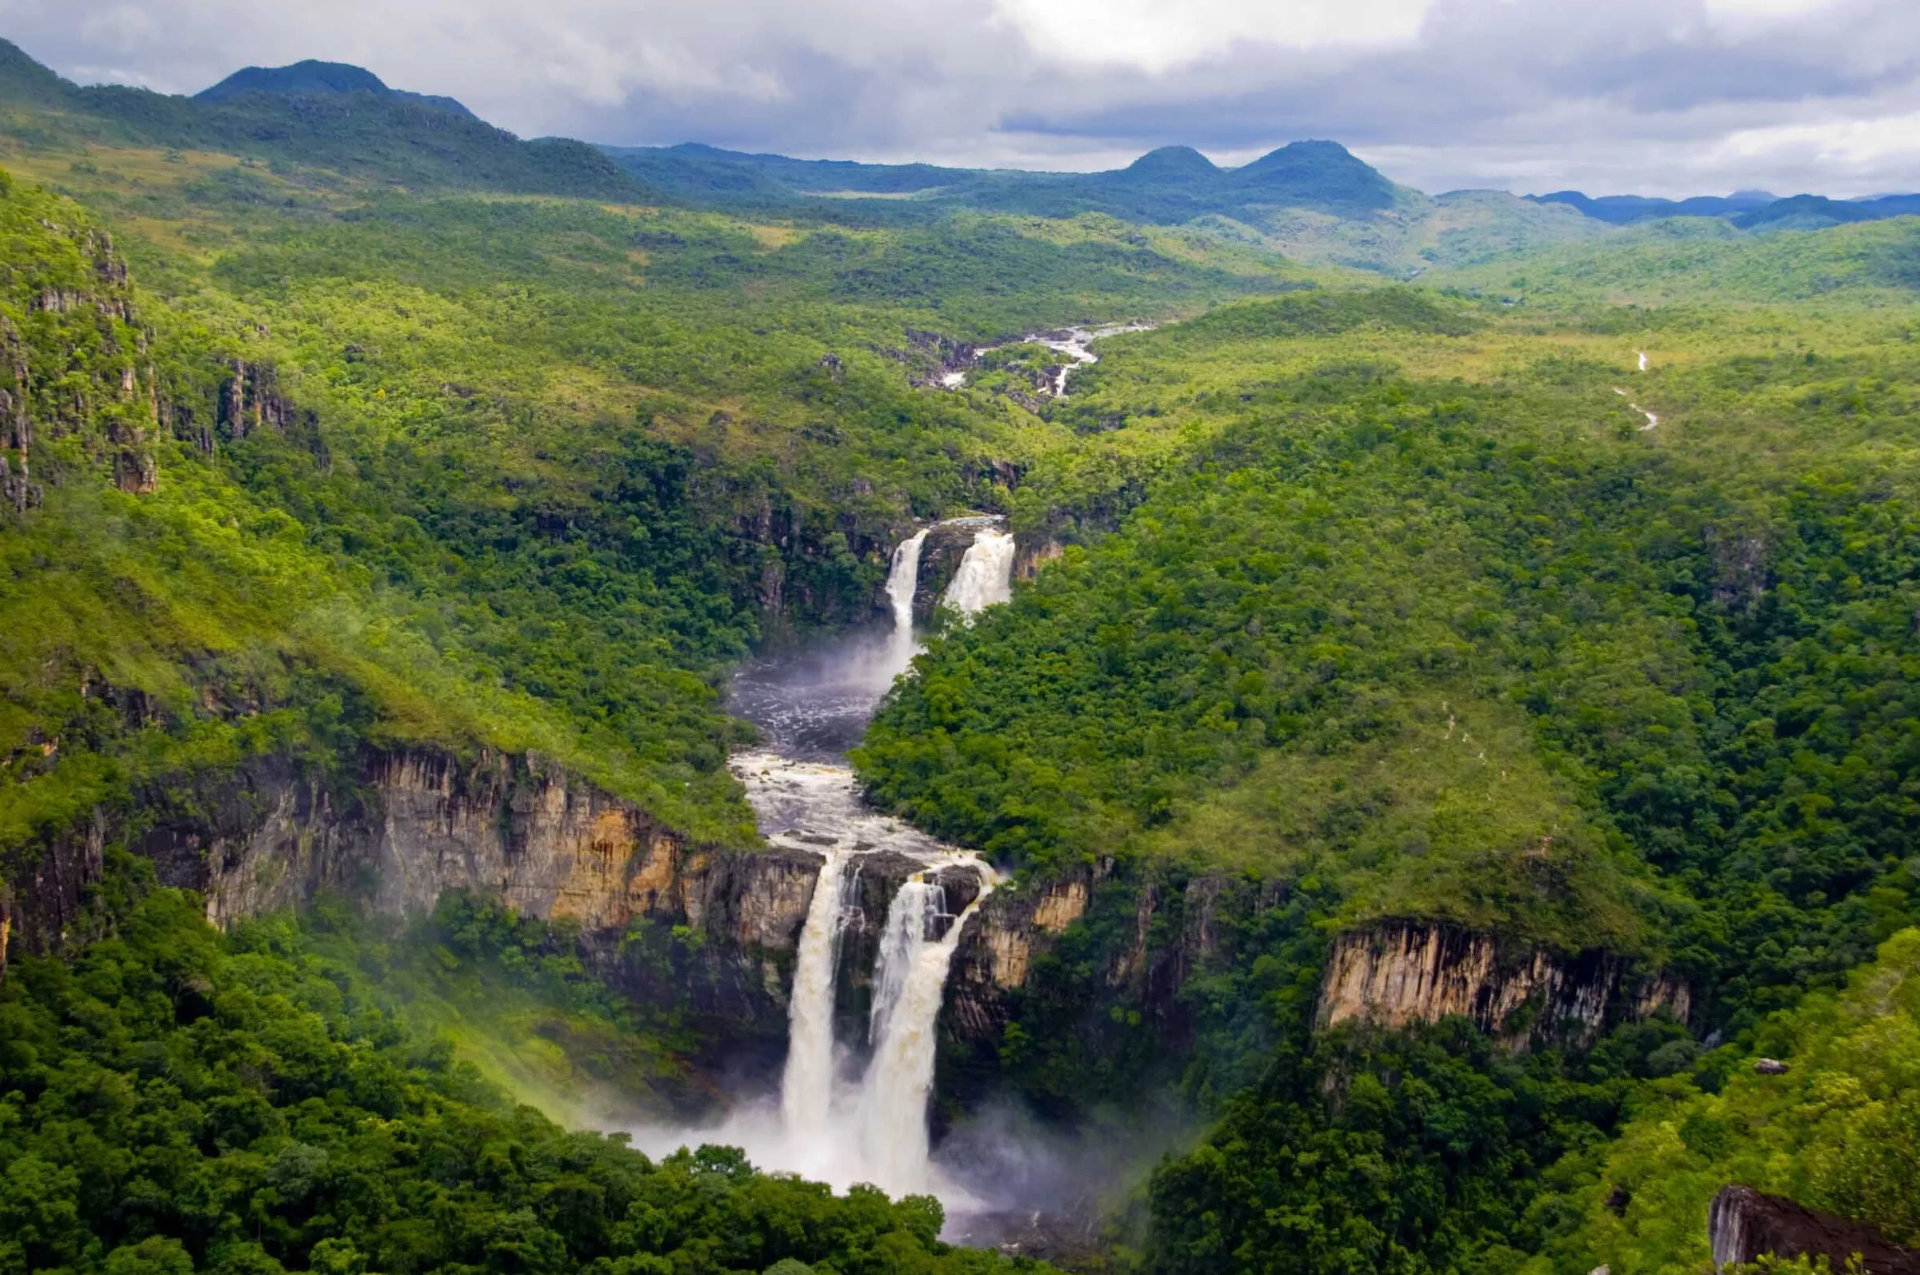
[884,528,930,677]
[942,528,1016,614]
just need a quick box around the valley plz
[3,31,1920,1275]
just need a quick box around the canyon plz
[0,518,1695,1222]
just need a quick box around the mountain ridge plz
[196,58,480,121]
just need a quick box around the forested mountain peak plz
[1121,144,1221,181]
[1226,138,1401,211]
[0,37,640,197]
[196,57,480,121]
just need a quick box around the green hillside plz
[5,26,1920,1275]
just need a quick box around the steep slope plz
[0,874,1039,1275]
[1536,927,1920,1275]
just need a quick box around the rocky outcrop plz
[1710,1186,1920,1275]
[1013,537,1063,581]
[6,745,827,1048]
[947,870,1095,1038]
[898,328,978,388]
[946,859,1238,1049]
[1316,921,1690,1047]
[218,359,309,441]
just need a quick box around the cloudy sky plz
[4,0,1919,196]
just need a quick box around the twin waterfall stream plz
[648,521,1018,1213]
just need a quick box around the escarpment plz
[1316,920,1690,1046]
[3,744,828,1045]
[939,863,1690,1096]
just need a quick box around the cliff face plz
[7,745,826,1047]
[1316,920,1691,1046]
[1710,1186,1920,1275]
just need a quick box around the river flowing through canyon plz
[629,518,1014,1212]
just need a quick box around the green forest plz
[4,31,1920,1275]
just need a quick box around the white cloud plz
[1,0,1917,195]
[987,0,1431,71]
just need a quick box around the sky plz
[4,0,1919,197]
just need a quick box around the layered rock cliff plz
[5,745,828,1054]
[1316,920,1691,1047]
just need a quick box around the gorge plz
[628,519,1013,1210]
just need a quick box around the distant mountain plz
[602,138,1410,224]
[1530,187,1920,231]
[0,39,640,200]
[1118,145,1221,183]
[1226,140,1398,214]
[1528,189,1780,225]
[1733,192,1920,231]
[196,59,479,122]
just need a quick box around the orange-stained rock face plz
[1032,879,1089,934]
[1316,921,1688,1047]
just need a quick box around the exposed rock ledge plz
[943,874,1688,1061]
[1710,1185,1920,1275]
[1317,920,1690,1047]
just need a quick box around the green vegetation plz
[7,30,1920,1275]
[0,858,1050,1275]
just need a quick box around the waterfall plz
[883,529,930,676]
[780,847,853,1137]
[941,529,1016,615]
[867,876,949,1048]
[857,865,994,1194]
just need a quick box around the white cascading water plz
[941,529,1016,614]
[857,869,995,1193]
[884,529,930,677]
[779,847,852,1137]
[631,525,1009,1210]
[867,877,944,1049]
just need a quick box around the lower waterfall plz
[778,846,850,1137]
[858,871,996,1193]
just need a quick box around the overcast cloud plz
[3,0,1917,196]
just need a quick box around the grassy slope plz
[1431,214,1920,307]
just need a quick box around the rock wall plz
[1012,537,1063,581]
[5,745,827,1046]
[1709,1185,1920,1275]
[1316,920,1691,1047]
